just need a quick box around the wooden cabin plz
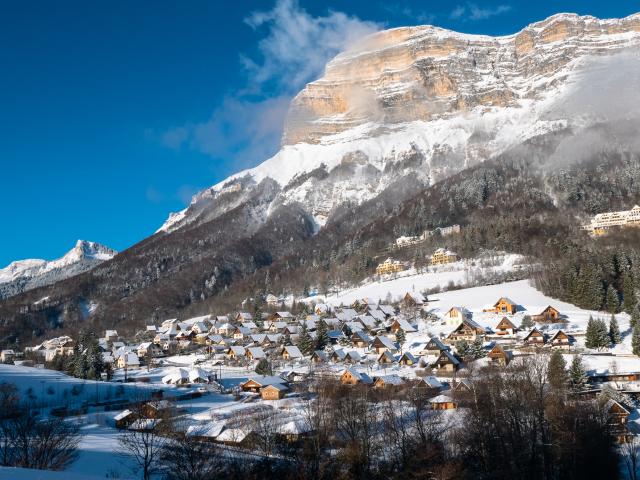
[495,317,518,336]
[240,376,286,393]
[533,306,561,323]
[351,331,372,348]
[523,328,546,346]
[430,394,457,410]
[310,350,328,364]
[371,335,398,354]
[390,318,417,334]
[549,330,571,348]
[485,297,518,315]
[377,350,397,364]
[402,292,426,308]
[431,350,461,372]
[340,368,373,386]
[261,384,289,400]
[114,409,136,429]
[398,351,418,366]
[488,344,510,366]
[443,306,471,326]
[447,319,486,343]
[373,375,406,390]
[422,337,450,355]
[605,399,631,443]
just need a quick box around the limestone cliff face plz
[283,13,640,145]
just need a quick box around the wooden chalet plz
[443,306,471,326]
[240,376,286,393]
[487,344,510,366]
[141,400,173,419]
[523,328,546,346]
[430,394,457,410]
[114,409,136,429]
[495,317,518,336]
[485,297,518,315]
[351,331,372,348]
[280,345,303,360]
[533,305,562,323]
[261,384,289,400]
[549,330,571,348]
[422,337,450,355]
[447,319,487,343]
[371,335,398,354]
[377,350,397,364]
[605,399,631,443]
[310,350,328,364]
[373,375,406,390]
[402,292,426,308]
[432,350,461,372]
[340,368,373,386]
[398,351,418,366]
[390,318,417,334]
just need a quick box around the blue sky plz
[1,0,638,266]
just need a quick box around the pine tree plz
[255,358,273,376]
[395,329,406,347]
[547,350,568,391]
[596,318,611,349]
[456,340,471,358]
[606,285,620,314]
[585,316,597,349]
[623,273,636,314]
[87,336,105,380]
[315,320,329,350]
[470,337,486,359]
[609,314,621,345]
[569,355,587,392]
[632,323,640,356]
[520,315,534,330]
[298,323,314,355]
[632,306,640,329]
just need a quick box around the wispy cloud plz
[450,3,512,21]
[160,0,380,170]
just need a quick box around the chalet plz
[487,344,510,366]
[390,318,417,334]
[549,330,571,348]
[261,383,289,400]
[495,317,518,336]
[358,315,379,332]
[376,305,396,317]
[137,342,161,358]
[114,409,136,429]
[105,330,119,342]
[232,327,252,340]
[227,346,246,359]
[271,311,295,322]
[142,400,173,419]
[310,350,329,364]
[533,306,562,323]
[371,335,398,354]
[367,309,387,323]
[605,399,631,443]
[241,376,287,393]
[268,321,288,333]
[373,375,406,390]
[453,378,473,394]
[190,322,209,335]
[402,292,426,307]
[377,350,397,364]
[432,350,461,372]
[330,349,347,362]
[189,368,211,383]
[216,323,235,336]
[398,351,418,366]
[162,368,189,384]
[443,306,471,326]
[340,368,373,386]
[351,330,372,348]
[422,337,450,355]
[447,319,487,343]
[485,297,518,315]
[523,328,546,346]
[241,321,259,332]
[246,347,266,360]
[430,394,457,410]
[281,345,303,361]
[414,376,444,391]
[116,353,140,369]
[1,350,15,363]
[430,248,458,265]
[343,351,363,363]
[265,294,279,307]
[336,308,358,322]
[235,312,253,322]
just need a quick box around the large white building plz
[582,205,640,235]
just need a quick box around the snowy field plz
[311,253,526,306]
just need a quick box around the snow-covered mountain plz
[159,13,640,234]
[0,240,117,299]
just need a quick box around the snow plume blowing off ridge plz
[160,0,381,171]
[544,49,640,167]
